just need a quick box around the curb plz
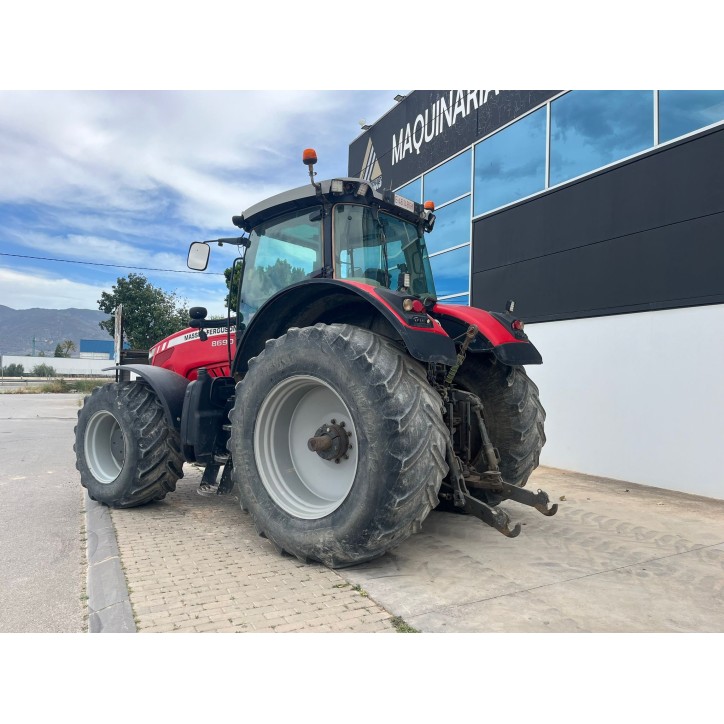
[85,492,136,633]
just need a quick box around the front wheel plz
[74,381,184,507]
[228,323,449,568]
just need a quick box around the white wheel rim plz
[85,410,125,483]
[254,375,359,519]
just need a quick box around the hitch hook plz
[535,491,558,517]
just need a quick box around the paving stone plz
[104,464,724,634]
[106,468,404,633]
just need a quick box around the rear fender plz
[431,303,543,365]
[234,278,457,376]
[107,364,189,431]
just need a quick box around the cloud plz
[0,91,389,228]
[0,90,397,312]
[0,264,231,318]
[0,267,112,310]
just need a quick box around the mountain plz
[0,305,113,357]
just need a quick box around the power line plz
[0,252,222,275]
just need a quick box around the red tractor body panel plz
[150,326,236,380]
[432,303,523,346]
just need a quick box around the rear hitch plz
[460,489,521,538]
[469,472,558,517]
[442,448,522,538]
[441,386,558,538]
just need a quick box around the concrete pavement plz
[343,467,724,632]
[2,392,722,633]
[0,393,85,632]
[105,462,724,633]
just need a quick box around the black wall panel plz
[348,90,561,191]
[471,125,724,322]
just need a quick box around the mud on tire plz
[228,323,449,568]
[74,381,184,507]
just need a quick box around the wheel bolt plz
[335,459,340,464]
[331,419,336,424]
[340,421,345,428]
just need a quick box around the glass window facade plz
[474,106,546,216]
[429,245,470,298]
[425,196,470,255]
[423,149,471,205]
[438,294,469,305]
[550,90,653,186]
[659,90,724,143]
[397,177,421,203]
[390,89,724,307]
[395,148,473,303]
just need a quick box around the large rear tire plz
[228,323,449,568]
[455,356,546,489]
[74,381,184,507]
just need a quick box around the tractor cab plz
[188,153,438,333]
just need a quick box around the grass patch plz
[390,616,420,633]
[53,378,109,394]
[40,379,71,393]
[352,584,368,597]
[6,378,111,394]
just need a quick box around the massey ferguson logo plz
[360,138,383,190]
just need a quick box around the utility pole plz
[32,337,53,356]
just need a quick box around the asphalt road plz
[0,393,85,632]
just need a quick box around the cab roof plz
[234,178,425,232]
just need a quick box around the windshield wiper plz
[377,219,390,288]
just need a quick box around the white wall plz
[0,355,115,377]
[525,304,724,500]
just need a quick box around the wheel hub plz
[307,420,351,463]
[85,410,125,484]
[254,375,359,519]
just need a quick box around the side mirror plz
[187,241,210,271]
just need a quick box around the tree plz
[2,363,24,377]
[225,258,307,312]
[224,264,241,310]
[98,274,189,350]
[54,340,75,358]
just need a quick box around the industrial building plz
[349,90,724,498]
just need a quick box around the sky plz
[0,90,397,315]
[1,3,715,318]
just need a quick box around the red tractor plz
[75,150,555,568]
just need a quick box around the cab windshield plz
[333,204,437,299]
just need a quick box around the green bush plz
[2,363,25,376]
[31,363,56,377]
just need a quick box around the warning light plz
[424,200,435,211]
[302,148,318,166]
